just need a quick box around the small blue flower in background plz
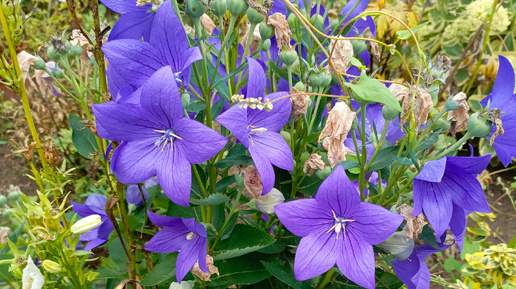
[71,194,113,251]
[480,55,516,167]
[93,67,227,206]
[126,178,158,207]
[413,155,491,250]
[216,58,293,195]
[145,211,209,283]
[275,165,404,288]
[100,0,156,41]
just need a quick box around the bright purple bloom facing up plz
[71,194,114,251]
[93,67,227,206]
[275,166,404,288]
[100,0,155,41]
[413,155,491,250]
[216,57,293,194]
[145,211,208,283]
[480,55,516,167]
[393,233,452,289]
[102,1,202,89]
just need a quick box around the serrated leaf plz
[343,71,402,112]
[209,253,272,287]
[212,224,276,260]
[368,146,399,171]
[139,254,177,286]
[190,193,230,206]
[69,114,98,159]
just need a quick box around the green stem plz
[210,16,237,88]
[435,131,472,159]
[317,269,335,289]
[210,185,243,251]
[307,94,322,134]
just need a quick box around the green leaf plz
[139,254,177,286]
[417,133,439,151]
[344,50,364,70]
[190,193,230,206]
[443,257,462,273]
[212,224,276,260]
[214,144,251,168]
[69,114,98,159]
[185,101,207,113]
[261,259,311,289]
[418,224,439,250]
[368,146,399,171]
[343,71,402,112]
[508,237,516,249]
[396,22,429,40]
[209,253,273,287]
[393,157,412,166]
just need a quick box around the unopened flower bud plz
[0,195,7,207]
[34,58,46,70]
[169,282,193,289]
[377,231,415,261]
[8,190,20,201]
[186,0,207,19]
[42,260,62,273]
[433,118,451,132]
[259,22,274,40]
[310,72,323,88]
[226,0,248,16]
[467,112,493,137]
[279,50,297,67]
[53,68,65,79]
[46,46,61,62]
[70,45,83,57]
[382,104,399,121]
[210,0,227,17]
[287,13,298,32]
[71,214,102,235]
[247,7,265,25]
[350,40,367,55]
[261,39,271,51]
[256,188,285,215]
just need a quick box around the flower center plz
[186,232,196,240]
[247,125,267,146]
[326,210,354,240]
[154,129,182,151]
[174,72,182,87]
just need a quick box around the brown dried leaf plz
[290,87,309,120]
[70,29,90,47]
[192,255,220,281]
[243,165,262,200]
[303,153,325,177]
[319,102,356,168]
[268,13,292,52]
[0,227,11,245]
[201,14,216,35]
[17,51,39,92]
[447,92,470,135]
[328,37,354,74]
[388,84,409,102]
[398,204,427,241]
[491,116,504,146]
[401,88,432,126]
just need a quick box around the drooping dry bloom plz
[243,165,263,200]
[319,102,356,168]
[192,255,219,281]
[290,87,309,120]
[268,13,292,51]
[303,153,325,177]
[0,227,10,245]
[388,84,409,102]
[328,37,354,74]
[17,51,39,91]
[200,14,216,35]
[70,29,90,47]
[401,88,432,126]
[447,92,470,135]
[491,115,504,146]
[397,204,426,241]
[241,24,261,55]
[364,28,380,63]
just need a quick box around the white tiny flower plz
[71,214,102,235]
[22,256,45,289]
[169,281,193,289]
[256,188,285,215]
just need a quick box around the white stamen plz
[327,210,355,240]
[186,232,195,240]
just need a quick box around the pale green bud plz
[42,260,62,273]
[71,214,102,235]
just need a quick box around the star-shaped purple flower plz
[393,233,452,289]
[101,0,155,41]
[413,155,491,250]
[480,55,516,167]
[216,58,293,194]
[71,194,114,251]
[145,211,208,283]
[102,1,202,89]
[93,67,227,206]
[275,166,404,288]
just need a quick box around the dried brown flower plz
[268,13,292,51]
[12,136,37,162]
[329,37,354,74]
[491,116,504,146]
[192,255,220,281]
[319,102,356,168]
[364,28,380,64]
[70,29,90,47]
[243,165,262,200]
[303,153,325,176]
[290,87,309,120]
[17,51,39,92]
[201,14,216,35]
[0,227,10,245]
[398,204,427,241]
[388,84,409,102]
[447,92,470,135]
[401,88,432,126]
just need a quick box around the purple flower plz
[126,185,149,207]
[216,58,293,194]
[480,55,516,167]
[101,0,155,41]
[71,194,114,251]
[392,233,452,289]
[102,1,202,89]
[145,211,208,283]
[275,166,404,288]
[413,155,491,250]
[93,67,227,206]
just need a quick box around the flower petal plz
[275,199,332,237]
[85,194,107,215]
[350,202,404,245]
[294,229,338,281]
[315,165,360,217]
[71,202,98,218]
[108,9,154,41]
[249,146,275,194]
[481,55,516,109]
[156,145,192,206]
[449,204,466,252]
[250,131,293,171]
[415,158,446,183]
[111,140,160,185]
[336,231,375,289]
[442,172,490,214]
[444,155,491,175]
[247,92,291,132]
[100,0,145,13]
[174,118,227,164]
[145,227,189,253]
[413,180,453,237]
[176,236,207,282]
[492,110,516,167]
[245,58,266,101]
[215,105,250,147]
[84,237,108,252]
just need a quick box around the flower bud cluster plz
[231,94,273,111]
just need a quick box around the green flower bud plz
[42,260,62,273]
[261,39,271,51]
[0,195,6,207]
[350,40,367,55]
[227,0,248,16]
[310,72,323,88]
[316,165,332,179]
[70,45,83,57]
[7,190,19,201]
[186,0,207,19]
[247,7,265,25]
[467,112,493,137]
[210,0,227,17]
[46,47,61,62]
[287,13,298,32]
[300,151,310,165]
[320,72,332,87]
[382,105,399,121]
[71,214,102,235]
[53,68,65,79]
[280,130,291,145]
[329,19,339,30]
[34,58,47,70]
[259,22,274,40]
[433,118,451,132]
[294,81,305,92]
[2,211,10,218]
[279,50,298,67]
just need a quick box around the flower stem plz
[317,269,335,289]
[210,185,243,251]
[435,131,472,159]
[210,16,237,88]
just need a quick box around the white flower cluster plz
[231,94,273,111]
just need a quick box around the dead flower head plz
[12,136,37,162]
[0,227,10,245]
[388,84,409,102]
[303,153,325,176]
[243,165,262,200]
[398,204,427,241]
[70,29,90,47]
[401,88,432,126]
[318,102,356,168]
[17,51,39,91]
[191,255,220,281]
[290,86,309,120]
[447,92,470,135]
[268,13,292,52]
[328,37,354,74]
[200,14,216,35]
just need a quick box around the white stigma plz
[154,129,182,152]
[326,210,354,240]
[248,125,267,147]
[186,232,195,240]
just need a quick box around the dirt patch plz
[0,138,39,197]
